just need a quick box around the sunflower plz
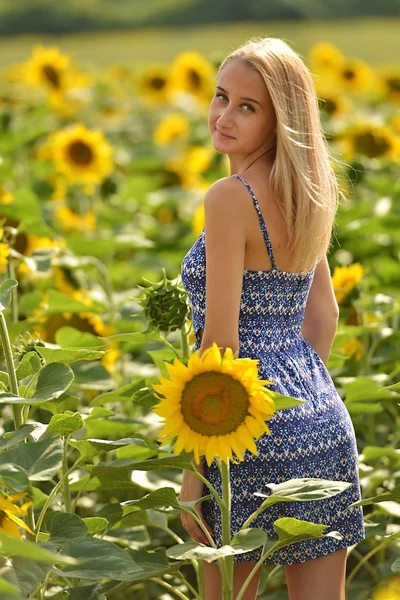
[192,202,205,236]
[372,576,400,600]
[308,42,345,76]
[342,122,400,161]
[49,124,113,186]
[55,206,96,232]
[21,45,70,101]
[338,58,376,94]
[152,342,276,466]
[341,337,364,361]
[171,51,215,105]
[136,64,173,105]
[378,67,400,104]
[0,492,34,539]
[153,113,190,146]
[318,92,351,119]
[331,263,366,305]
[0,243,10,275]
[165,145,214,189]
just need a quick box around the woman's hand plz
[179,461,214,545]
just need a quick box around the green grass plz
[0,16,399,69]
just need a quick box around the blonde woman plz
[180,37,365,600]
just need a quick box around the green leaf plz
[0,576,19,596]
[122,487,180,512]
[48,512,89,545]
[0,279,18,311]
[82,517,108,536]
[69,438,147,459]
[90,379,146,407]
[10,556,51,597]
[147,347,178,378]
[30,363,74,402]
[58,537,140,580]
[15,352,42,381]
[346,403,383,415]
[0,464,30,492]
[272,393,306,411]
[45,412,84,436]
[344,483,400,510]
[121,547,171,582]
[167,528,267,562]
[36,347,105,365]
[44,289,104,316]
[0,425,37,450]
[91,452,196,475]
[343,376,396,402]
[0,531,77,564]
[0,437,62,482]
[55,327,107,349]
[254,477,353,510]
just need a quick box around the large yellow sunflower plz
[378,67,400,104]
[372,576,400,600]
[342,122,400,161]
[153,113,190,146]
[22,45,70,100]
[171,51,215,105]
[331,263,366,305]
[152,342,276,467]
[338,58,376,94]
[308,42,345,76]
[136,64,173,106]
[0,492,34,539]
[49,124,113,186]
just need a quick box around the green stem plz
[345,539,387,586]
[219,458,233,600]
[196,558,205,599]
[174,572,202,600]
[7,258,19,324]
[180,323,189,359]
[188,465,225,511]
[149,577,191,600]
[62,437,72,513]
[0,311,22,428]
[236,542,266,600]
[35,457,84,538]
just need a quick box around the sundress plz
[180,174,365,565]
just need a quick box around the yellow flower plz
[55,207,96,233]
[315,81,351,118]
[308,42,345,76]
[331,263,366,305]
[192,203,205,236]
[377,67,400,104]
[342,122,400,161]
[0,243,10,275]
[171,51,215,105]
[48,124,113,186]
[341,337,364,361]
[338,58,376,94]
[152,342,276,467]
[372,576,400,600]
[0,186,14,204]
[153,113,190,146]
[21,45,70,100]
[136,64,173,106]
[0,492,34,539]
[166,145,214,189]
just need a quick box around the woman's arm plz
[301,255,340,365]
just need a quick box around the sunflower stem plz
[0,310,23,429]
[219,458,234,600]
[180,323,189,359]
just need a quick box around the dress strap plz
[231,174,277,270]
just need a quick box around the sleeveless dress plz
[180,174,365,565]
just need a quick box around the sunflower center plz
[354,132,391,158]
[387,77,400,92]
[42,64,61,89]
[67,141,94,165]
[0,510,6,526]
[343,69,356,81]
[181,371,249,435]
[188,69,201,89]
[150,77,166,90]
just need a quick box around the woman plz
[179,37,365,600]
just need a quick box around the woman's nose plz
[217,107,234,127]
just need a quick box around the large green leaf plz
[118,547,171,583]
[68,438,147,459]
[121,487,212,517]
[90,379,147,407]
[44,289,104,316]
[167,528,267,562]
[0,531,77,564]
[0,464,30,492]
[91,452,196,475]
[0,576,19,596]
[271,393,306,411]
[55,327,107,349]
[58,538,140,580]
[342,376,396,402]
[48,512,89,547]
[45,412,84,436]
[82,518,108,536]
[0,279,18,311]
[36,347,105,365]
[254,478,353,509]
[30,363,74,402]
[5,557,50,597]
[0,437,62,482]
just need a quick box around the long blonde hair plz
[219,37,341,273]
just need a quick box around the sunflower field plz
[0,37,399,600]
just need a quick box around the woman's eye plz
[242,104,255,112]
[216,93,227,101]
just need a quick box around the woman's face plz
[208,59,276,158]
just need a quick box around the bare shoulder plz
[203,176,251,223]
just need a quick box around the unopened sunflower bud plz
[136,268,190,334]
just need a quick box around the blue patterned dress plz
[180,174,365,565]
